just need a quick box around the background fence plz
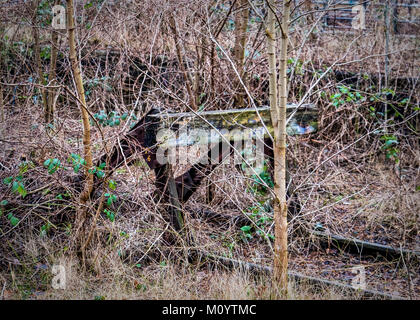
[311,0,419,35]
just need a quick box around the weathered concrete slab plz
[150,104,318,147]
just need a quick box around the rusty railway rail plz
[312,230,420,260]
[189,208,419,260]
[195,250,407,300]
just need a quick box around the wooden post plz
[165,165,185,232]
[154,163,185,243]
[205,142,215,204]
[205,180,215,204]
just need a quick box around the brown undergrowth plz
[1,0,419,300]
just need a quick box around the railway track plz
[191,208,419,261]
[193,250,406,300]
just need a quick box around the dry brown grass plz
[1,236,360,300]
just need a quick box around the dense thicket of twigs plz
[0,0,418,299]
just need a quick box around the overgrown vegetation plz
[0,0,418,300]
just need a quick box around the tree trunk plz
[0,34,3,124]
[168,15,197,111]
[266,0,290,296]
[194,29,206,108]
[233,0,249,108]
[274,0,291,295]
[46,16,59,124]
[210,0,236,102]
[32,0,48,118]
[266,0,278,135]
[66,0,93,203]
[0,84,4,124]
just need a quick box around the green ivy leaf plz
[339,86,349,94]
[3,177,13,185]
[108,179,117,190]
[240,225,252,232]
[104,209,115,222]
[17,183,27,198]
[384,139,398,147]
[8,213,19,226]
[96,170,105,178]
